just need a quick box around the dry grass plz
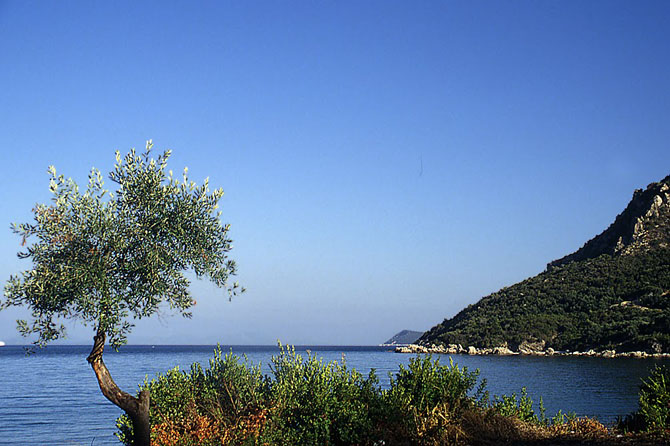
[456,411,668,446]
[150,410,667,446]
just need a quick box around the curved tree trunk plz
[87,329,151,446]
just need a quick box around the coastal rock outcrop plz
[395,344,670,359]
[492,346,515,355]
[518,340,545,355]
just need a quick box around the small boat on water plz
[0,341,5,347]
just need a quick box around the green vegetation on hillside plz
[383,330,424,345]
[421,174,670,353]
[420,248,670,352]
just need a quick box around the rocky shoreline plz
[394,343,670,359]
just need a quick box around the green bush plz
[117,346,265,445]
[638,365,670,431]
[618,365,670,434]
[550,409,577,426]
[387,355,485,413]
[381,355,487,444]
[117,347,599,445]
[259,343,381,445]
[492,387,539,423]
[492,388,584,429]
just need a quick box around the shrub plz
[618,365,670,435]
[549,408,577,426]
[116,346,266,446]
[118,346,619,446]
[492,387,539,423]
[259,343,381,445]
[388,355,485,412]
[638,365,670,431]
[381,355,486,444]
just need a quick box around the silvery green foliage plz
[3,141,243,348]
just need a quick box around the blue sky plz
[1,1,669,345]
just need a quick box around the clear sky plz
[1,1,669,346]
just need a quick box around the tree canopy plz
[2,141,243,348]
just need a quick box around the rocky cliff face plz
[548,175,670,269]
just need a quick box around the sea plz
[1,344,668,446]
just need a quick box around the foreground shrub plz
[117,346,626,446]
[492,387,539,424]
[638,365,670,431]
[619,365,670,435]
[388,356,486,413]
[381,356,486,445]
[118,348,492,446]
[259,344,381,445]
[117,347,266,445]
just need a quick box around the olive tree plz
[2,141,243,446]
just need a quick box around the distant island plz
[380,330,423,346]
[412,174,670,357]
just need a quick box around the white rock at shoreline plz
[493,346,515,355]
[394,343,668,358]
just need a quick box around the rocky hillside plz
[548,175,670,268]
[419,175,670,354]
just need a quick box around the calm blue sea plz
[1,344,668,446]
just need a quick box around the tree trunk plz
[87,329,151,446]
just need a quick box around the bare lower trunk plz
[87,330,151,446]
